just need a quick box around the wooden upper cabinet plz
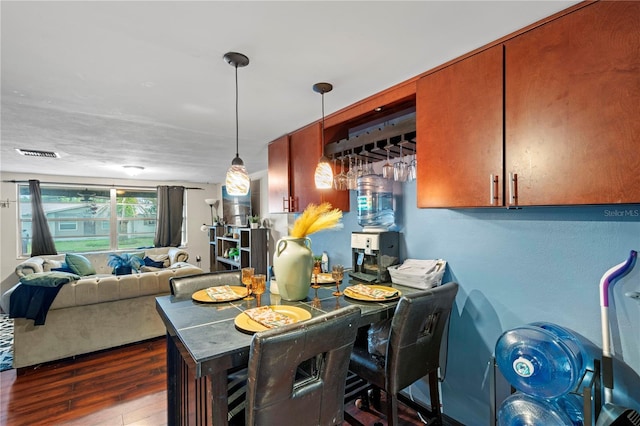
[417,1,639,208]
[417,45,503,208]
[267,134,290,213]
[505,1,640,205]
[268,123,349,213]
[289,123,323,211]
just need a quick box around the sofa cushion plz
[130,251,146,261]
[20,271,81,287]
[66,253,97,276]
[51,262,75,273]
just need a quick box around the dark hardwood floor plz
[0,337,428,426]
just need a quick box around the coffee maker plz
[350,231,399,283]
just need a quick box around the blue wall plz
[309,180,640,425]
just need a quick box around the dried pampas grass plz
[290,202,343,238]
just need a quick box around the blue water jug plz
[356,174,394,230]
[498,392,584,426]
[495,322,587,399]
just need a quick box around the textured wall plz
[309,180,640,425]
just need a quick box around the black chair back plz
[386,282,459,394]
[245,305,361,426]
[346,282,459,426]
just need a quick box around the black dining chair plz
[345,282,459,426]
[169,270,241,298]
[230,305,361,426]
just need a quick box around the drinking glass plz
[334,157,348,191]
[312,260,322,289]
[393,144,407,182]
[408,154,417,182]
[251,274,266,306]
[346,155,358,190]
[340,156,349,190]
[311,286,322,309]
[363,154,374,175]
[331,265,344,296]
[242,267,255,300]
[382,145,394,179]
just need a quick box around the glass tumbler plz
[251,274,266,306]
[242,267,255,300]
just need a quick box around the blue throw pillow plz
[143,256,165,268]
[65,253,96,276]
[51,262,75,273]
[20,271,81,287]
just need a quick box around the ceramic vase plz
[272,236,313,301]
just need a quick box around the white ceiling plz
[1,1,579,184]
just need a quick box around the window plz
[58,222,78,231]
[18,185,159,255]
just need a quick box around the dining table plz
[155,276,421,426]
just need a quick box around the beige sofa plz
[1,247,202,369]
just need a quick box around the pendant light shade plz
[313,82,333,189]
[224,52,250,196]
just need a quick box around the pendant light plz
[224,52,250,196]
[313,82,334,189]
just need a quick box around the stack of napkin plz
[244,306,295,328]
[387,259,446,289]
[347,284,398,299]
[205,285,241,301]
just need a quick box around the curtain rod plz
[2,180,204,190]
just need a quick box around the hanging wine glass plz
[360,151,369,176]
[382,144,394,179]
[346,154,358,190]
[337,156,348,190]
[332,157,340,190]
[408,153,417,182]
[365,152,374,175]
[394,144,407,182]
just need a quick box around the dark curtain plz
[29,179,57,256]
[154,185,185,247]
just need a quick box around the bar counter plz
[156,279,420,425]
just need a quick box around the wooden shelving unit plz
[208,225,225,272]
[210,226,267,275]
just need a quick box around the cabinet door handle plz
[282,197,290,212]
[490,174,499,205]
[508,173,519,206]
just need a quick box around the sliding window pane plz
[116,190,157,249]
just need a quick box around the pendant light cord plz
[235,64,239,158]
[321,92,325,146]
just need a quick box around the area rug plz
[0,313,13,371]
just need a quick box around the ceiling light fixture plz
[224,52,250,196]
[123,165,144,176]
[313,82,333,189]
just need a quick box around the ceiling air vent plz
[16,148,60,158]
